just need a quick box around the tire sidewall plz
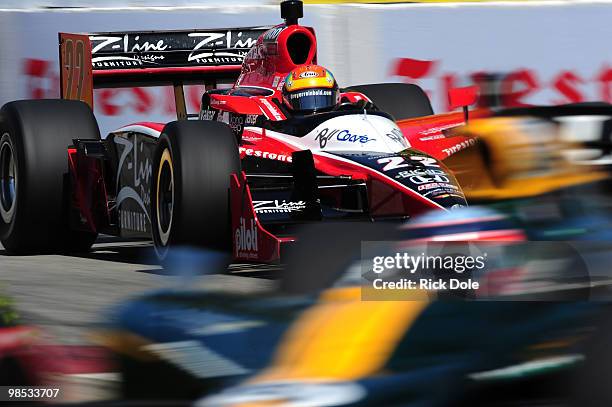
[151,121,240,262]
[0,100,100,253]
[0,130,19,244]
[151,135,178,261]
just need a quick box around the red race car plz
[0,1,477,264]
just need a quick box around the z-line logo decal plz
[253,200,306,214]
[114,134,153,231]
[188,32,241,62]
[314,128,375,149]
[89,30,261,69]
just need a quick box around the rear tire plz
[0,99,99,254]
[151,121,240,269]
[345,83,434,120]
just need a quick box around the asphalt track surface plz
[0,237,277,345]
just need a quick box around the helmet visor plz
[286,88,338,113]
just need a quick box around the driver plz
[282,65,340,114]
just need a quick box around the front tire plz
[151,121,240,268]
[0,100,99,253]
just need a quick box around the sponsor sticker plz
[235,217,258,258]
[396,168,446,179]
[229,115,244,133]
[289,89,332,100]
[442,138,477,156]
[299,71,318,78]
[245,114,258,125]
[200,109,216,121]
[239,147,292,162]
[314,128,375,149]
[120,209,148,233]
[253,200,306,214]
[417,182,459,191]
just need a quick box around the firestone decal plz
[239,147,292,162]
[392,57,612,111]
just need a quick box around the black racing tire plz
[151,120,240,269]
[345,83,434,120]
[0,99,99,254]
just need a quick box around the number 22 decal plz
[377,156,408,171]
[377,155,439,172]
[63,39,85,100]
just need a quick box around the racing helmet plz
[282,65,340,114]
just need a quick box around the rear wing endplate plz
[60,33,94,108]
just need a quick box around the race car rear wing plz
[59,27,268,118]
